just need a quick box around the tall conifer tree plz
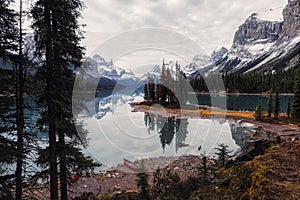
[0,0,20,198]
[274,89,280,120]
[31,0,92,199]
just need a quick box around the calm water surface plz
[81,90,259,168]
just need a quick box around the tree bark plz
[59,132,67,200]
[15,1,24,199]
[45,0,58,199]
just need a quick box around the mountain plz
[185,55,211,74]
[141,55,211,83]
[193,0,300,75]
[79,54,142,89]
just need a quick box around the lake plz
[80,90,262,169]
[193,93,293,113]
[1,92,292,169]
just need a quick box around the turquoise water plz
[193,93,293,112]
[1,92,291,168]
[80,90,256,168]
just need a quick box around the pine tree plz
[274,89,280,120]
[267,91,273,119]
[201,155,208,181]
[165,68,173,106]
[215,143,232,168]
[31,1,91,199]
[0,0,23,198]
[292,67,300,121]
[15,1,26,198]
[0,0,17,59]
[287,100,291,118]
[157,62,167,104]
[135,172,150,199]
[255,102,263,121]
[148,77,155,102]
[144,82,149,101]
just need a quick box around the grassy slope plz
[191,141,300,200]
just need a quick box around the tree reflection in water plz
[144,113,189,153]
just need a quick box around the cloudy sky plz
[81,0,287,71]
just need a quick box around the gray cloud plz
[81,0,287,67]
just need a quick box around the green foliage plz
[152,169,180,200]
[0,0,18,58]
[267,91,273,119]
[287,100,291,118]
[136,172,151,199]
[148,77,156,102]
[255,102,263,121]
[201,155,208,181]
[31,0,98,199]
[274,89,280,120]
[144,61,189,108]
[215,144,232,168]
[144,83,149,100]
[191,69,296,93]
[292,66,300,121]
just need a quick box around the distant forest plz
[190,67,297,93]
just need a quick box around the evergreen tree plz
[201,155,208,181]
[148,77,155,102]
[287,100,291,118]
[292,67,300,121]
[254,102,263,121]
[0,0,17,59]
[215,143,232,168]
[274,89,280,120]
[144,82,149,101]
[267,91,273,119]
[135,172,150,200]
[31,1,95,199]
[179,70,188,105]
[15,0,27,198]
[0,0,27,198]
[165,68,173,106]
[157,62,167,104]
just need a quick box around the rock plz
[210,47,228,63]
[235,139,271,163]
[282,0,300,37]
[233,13,283,46]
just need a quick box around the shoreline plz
[131,103,300,140]
[189,92,294,96]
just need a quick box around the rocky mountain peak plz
[210,47,228,62]
[233,13,283,46]
[282,0,300,37]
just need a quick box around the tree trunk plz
[59,132,67,200]
[45,0,58,199]
[15,1,24,198]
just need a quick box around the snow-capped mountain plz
[195,0,300,75]
[82,54,136,80]
[79,54,142,88]
[210,47,228,63]
[140,55,211,83]
[184,55,211,75]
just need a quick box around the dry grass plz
[139,104,255,119]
